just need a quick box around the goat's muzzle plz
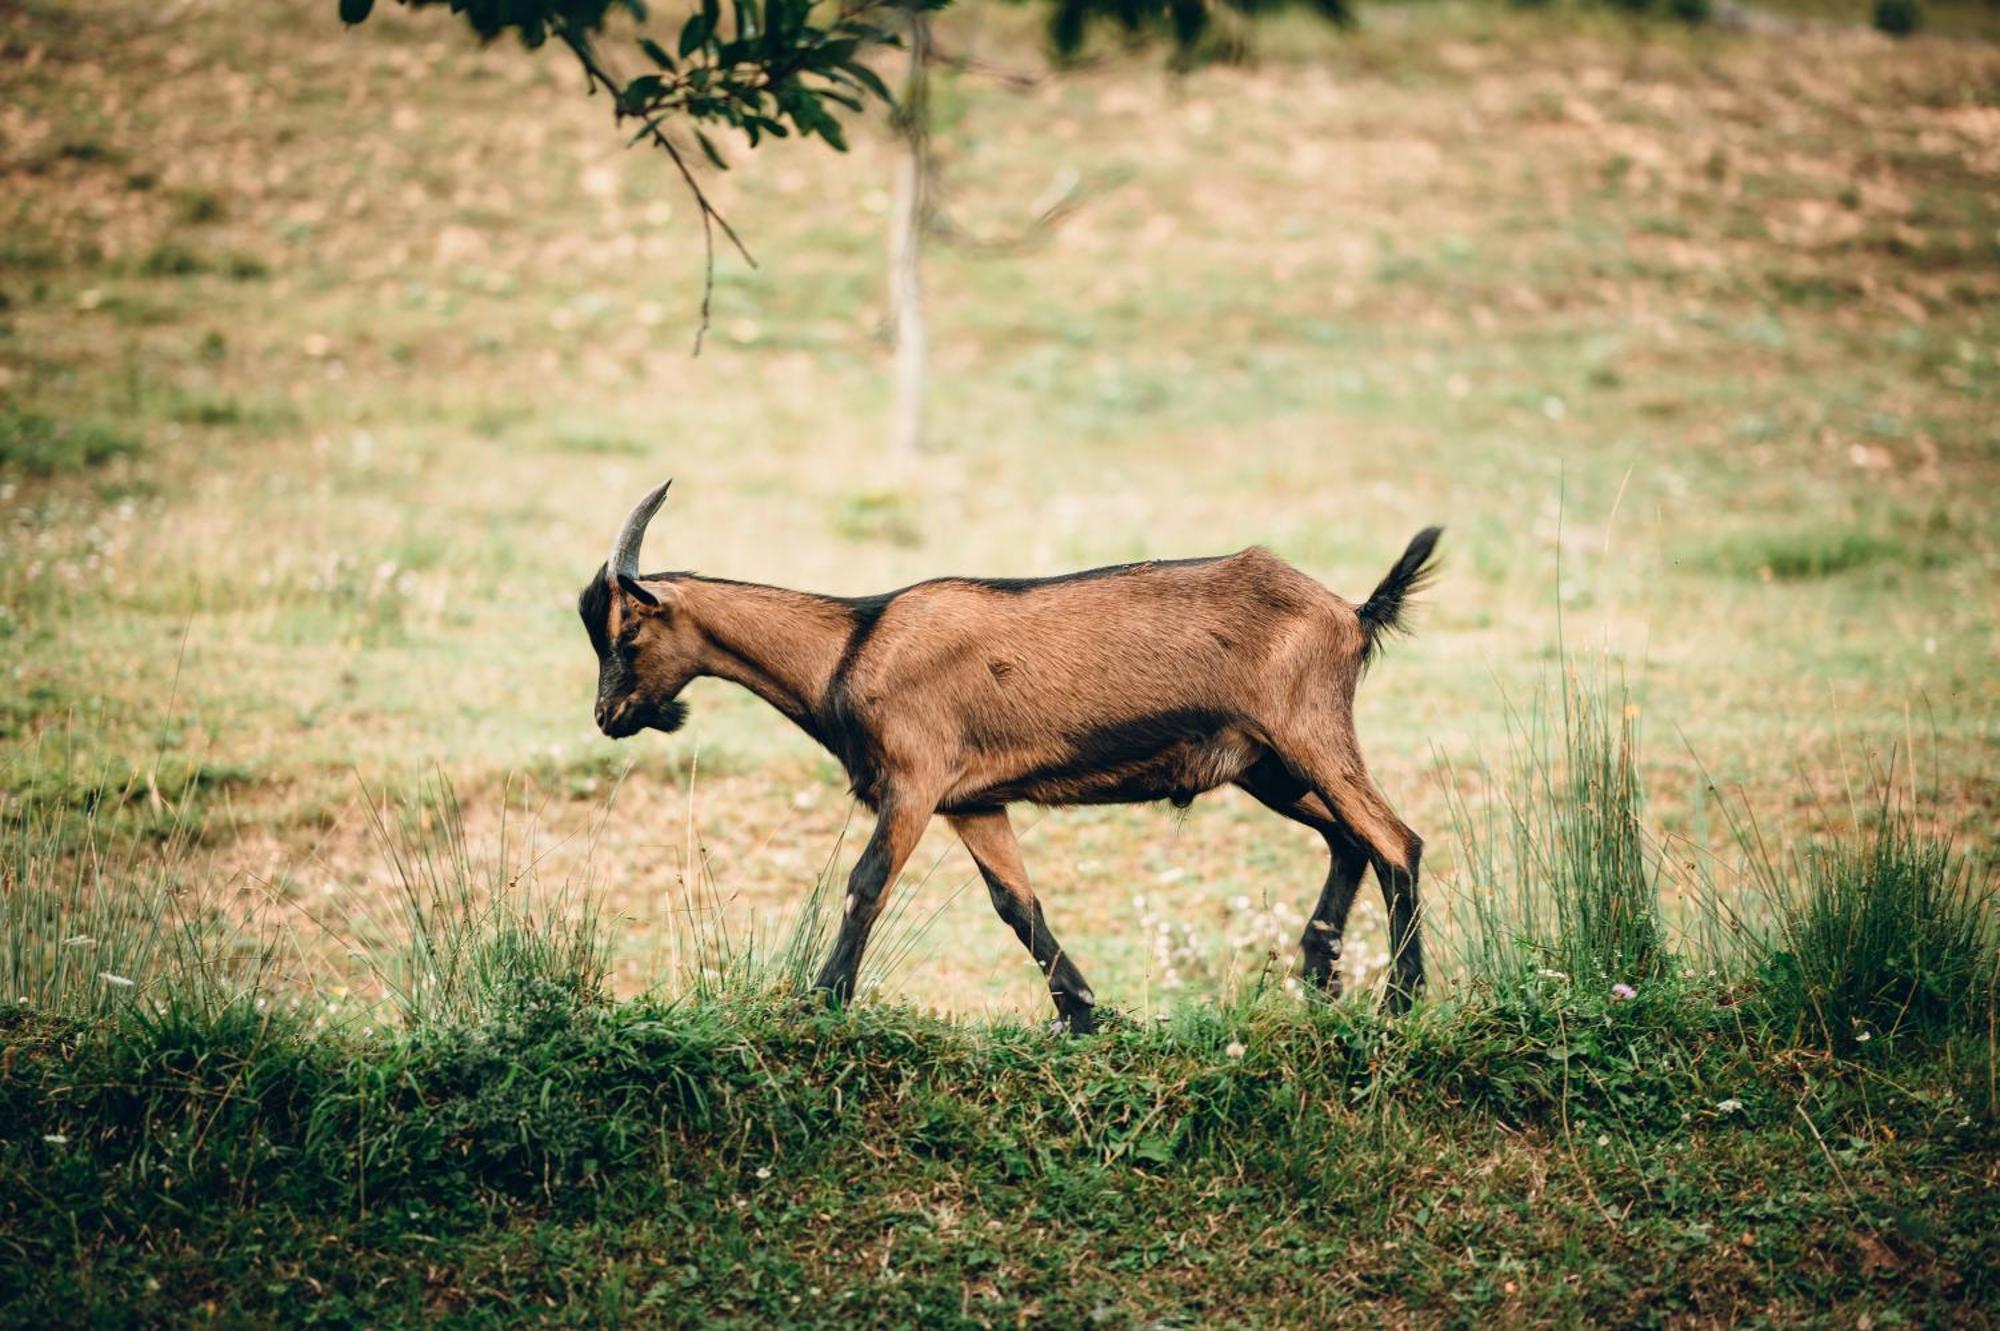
[596,696,688,740]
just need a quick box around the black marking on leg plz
[1380,834,1425,1014]
[977,863,1099,1033]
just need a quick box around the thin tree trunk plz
[889,9,931,456]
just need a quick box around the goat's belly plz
[958,733,1260,811]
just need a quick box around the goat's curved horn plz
[607,478,672,581]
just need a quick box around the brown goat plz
[580,480,1441,1030]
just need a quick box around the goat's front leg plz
[949,809,1098,1034]
[810,794,934,1006]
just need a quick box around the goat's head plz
[579,479,697,739]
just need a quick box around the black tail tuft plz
[1358,526,1443,667]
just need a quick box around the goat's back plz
[836,548,1361,735]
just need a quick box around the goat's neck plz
[681,578,850,731]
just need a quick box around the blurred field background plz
[2,0,1995,1021]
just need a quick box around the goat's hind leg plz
[1236,755,1370,998]
[1264,739,1426,1012]
[950,808,1098,1033]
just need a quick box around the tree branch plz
[559,26,757,355]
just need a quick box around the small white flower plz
[755,1167,772,1181]
[98,972,135,989]
[1855,1030,1872,1043]
[1596,1134,1610,1147]
[1224,1040,1246,1059]
[1715,1098,1743,1115]
[43,1134,68,1146]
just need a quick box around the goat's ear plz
[616,573,661,609]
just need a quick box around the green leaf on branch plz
[693,129,729,170]
[835,59,893,106]
[638,36,677,69]
[620,73,667,112]
[678,11,713,56]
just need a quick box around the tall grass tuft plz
[2,796,173,1016]
[651,764,966,1007]
[1744,788,1997,1054]
[1544,679,1663,983]
[768,814,855,996]
[1442,663,1665,992]
[362,776,611,1027]
[1,762,265,1019]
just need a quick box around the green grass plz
[1694,527,1941,583]
[360,777,613,1028]
[3,652,1991,1325]
[0,407,141,478]
[2,982,1994,1328]
[1443,667,1670,991]
[0,785,262,1021]
[1748,793,1999,1056]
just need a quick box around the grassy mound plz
[4,981,1995,1328]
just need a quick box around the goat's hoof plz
[1383,982,1422,1016]
[1051,1005,1098,1036]
[798,986,845,1016]
[1300,961,1343,1001]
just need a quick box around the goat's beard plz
[604,695,688,740]
[651,698,689,734]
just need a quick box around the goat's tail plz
[1357,526,1444,667]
